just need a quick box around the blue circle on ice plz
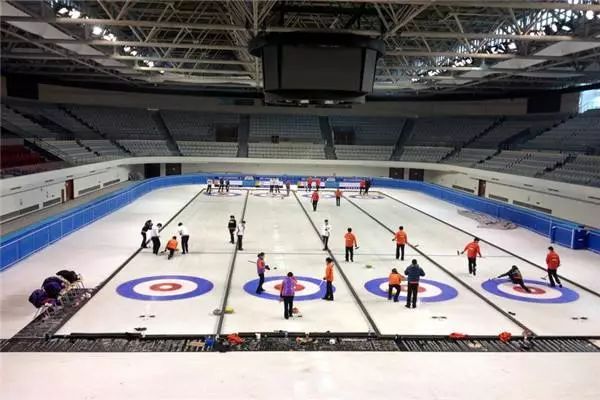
[301,193,336,199]
[481,279,579,303]
[204,191,241,197]
[364,278,458,302]
[243,276,334,301]
[116,275,213,301]
[253,192,286,198]
[348,194,384,200]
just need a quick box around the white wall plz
[2,157,600,227]
[182,162,388,177]
[425,170,600,228]
[73,167,130,198]
[0,165,130,222]
[424,170,479,194]
[484,182,600,228]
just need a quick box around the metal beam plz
[1,53,255,66]
[320,1,600,12]
[400,31,600,43]
[385,50,570,61]
[0,16,381,36]
[133,67,254,76]
[0,16,247,32]
[382,4,429,39]
[0,28,134,84]
[96,0,600,11]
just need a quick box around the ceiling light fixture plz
[92,26,103,36]
[68,9,81,19]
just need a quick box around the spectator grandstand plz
[1,144,45,169]
[329,116,406,145]
[442,148,497,167]
[520,110,600,153]
[2,97,600,188]
[406,117,496,147]
[468,114,567,148]
[80,140,127,159]
[118,140,175,156]
[178,141,238,157]
[248,142,325,159]
[67,105,161,139]
[40,140,99,164]
[478,150,568,177]
[335,145,393,161]
[161,110,239,141]
[542,155,600,187]
[1,104,56,138]
[249,114,322,143]
[397,146,453,163]
[6,101,103,140]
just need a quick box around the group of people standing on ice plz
[459,237,564,290]
[137,177,568,320]
[205,177,231,194]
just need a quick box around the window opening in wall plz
[578,89,600,113]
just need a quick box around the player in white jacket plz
[321,219,332,251]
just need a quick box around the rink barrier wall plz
[0,174,597,271]
[369,178,590,251]
[0,175,207,271]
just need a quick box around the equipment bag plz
[28,289,49,308]
[56,270,79,283]
[42,278,63,299]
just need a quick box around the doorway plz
[144,163,161,178]
[64,179,74,201]
[389,168,404,179]
[166,163,182,176]
[408,169,424,181]
[478,179,486,197]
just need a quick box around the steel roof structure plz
[2,0,600,99]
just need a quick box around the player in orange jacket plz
[344,228,358,262]
[164,236,179,260]
[335,188,342,207]
[311,190,320,211]
[545,246,562,288]
[322,257,334,301]
[307,176,313,192]
[388,268,403,302]
[393,226,408,261]
[461,237,482,276]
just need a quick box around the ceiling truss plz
[1,0,600,98]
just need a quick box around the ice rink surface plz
[0,185,202,338]
[2,185,600,337]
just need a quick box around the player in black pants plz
[227,215,237,244]
[140,219,152,248]
[150,223,163,255]
[404,259,425,309]
[496,265,531,293]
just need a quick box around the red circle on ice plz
[150,283,183,292]
[274,283,305,292]
[401,284,426,293]
[513,286,546,295]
